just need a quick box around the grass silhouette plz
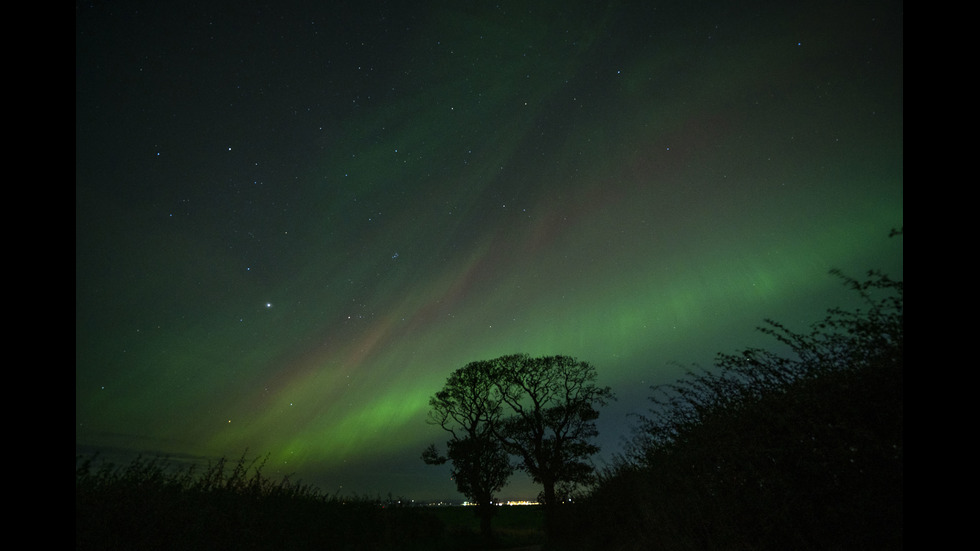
[76,451,437,550]
[76,451,544,550]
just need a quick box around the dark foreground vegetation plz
[77,266,901,550]
[75,452,543,550]
[552,269,903,550]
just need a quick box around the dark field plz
[429,505,546,549]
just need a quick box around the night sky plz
[76,0,903,501]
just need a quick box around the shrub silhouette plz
[558,269,903,550]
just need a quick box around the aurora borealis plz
[76,0,903,501]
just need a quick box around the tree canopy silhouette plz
[424,354,614,540]
[493,354,614,536]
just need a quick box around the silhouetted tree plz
[423,359,513,541]
[492,354,615,538]
[424,354,615,541]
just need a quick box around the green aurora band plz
[75,1,902,498]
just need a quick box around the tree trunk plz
[542,479,558,538]
[478,504,494,540]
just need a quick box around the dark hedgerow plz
[554,269,903,550]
